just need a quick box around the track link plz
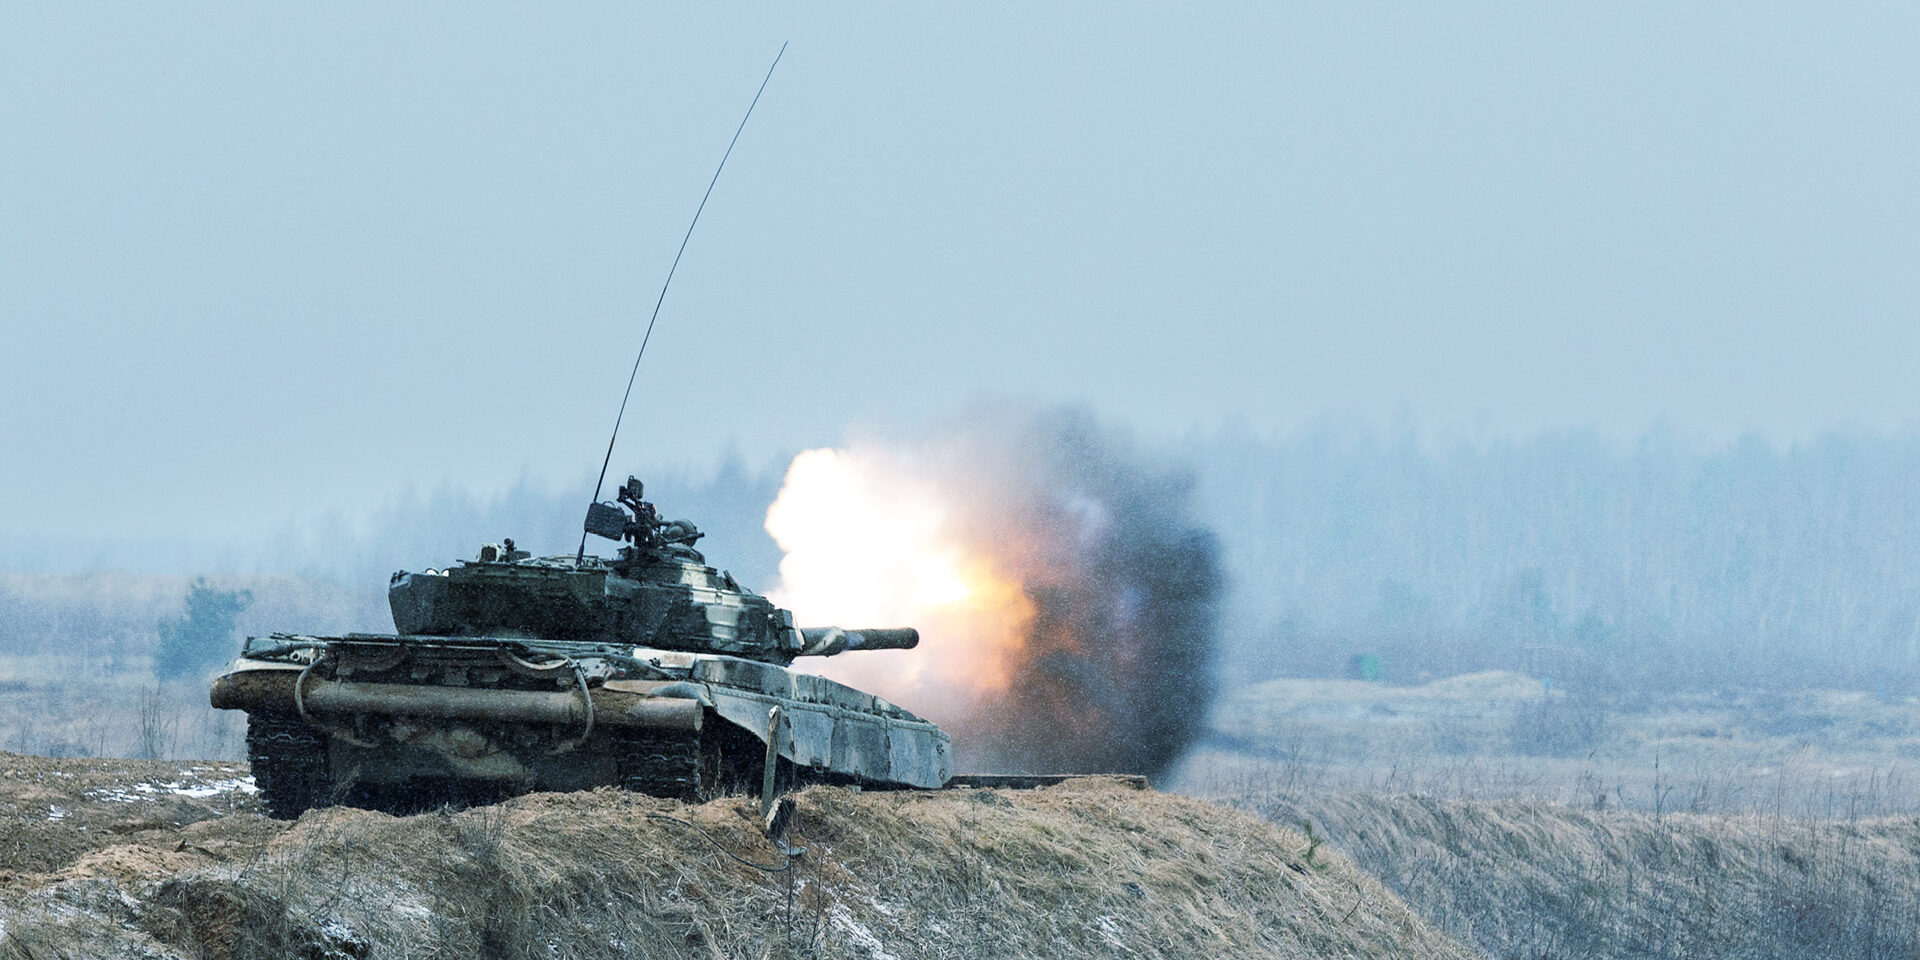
[609,730,714,800]
[246,714,333,819]
[609,725,766,802]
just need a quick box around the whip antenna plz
[578,42,787,563]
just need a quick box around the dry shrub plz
[140,876,369,960]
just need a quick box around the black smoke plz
[888,406,1223,781]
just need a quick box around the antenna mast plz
[578,43,787,564]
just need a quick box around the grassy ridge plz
[0,756,1476,960]
[1218,789,1920,960]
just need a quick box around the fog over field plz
[9,416,1920,697]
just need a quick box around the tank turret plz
[384,477,912,665]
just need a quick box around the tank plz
[210,476,953,818]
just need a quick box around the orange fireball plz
[765,448,1033,708]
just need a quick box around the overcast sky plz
[3,3,1917,546]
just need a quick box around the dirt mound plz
[0,751,1475,960]
[1222,789,1920,960]
[0,753,260,882]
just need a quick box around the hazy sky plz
[4,3,1916,544]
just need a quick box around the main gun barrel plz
[794,627,920,657]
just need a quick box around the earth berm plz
[0,751,1475,959]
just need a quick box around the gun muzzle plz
[795,627,920,657]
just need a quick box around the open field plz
[1173,671,1920,959]
[1175,671,1920,819]
[0,661,240,763]
[0,571,383,763]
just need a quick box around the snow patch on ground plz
[828,903,897,960]
[86,776,257,804]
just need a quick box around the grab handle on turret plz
[794,627,920,657]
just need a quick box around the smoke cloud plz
[766,407,1222,780]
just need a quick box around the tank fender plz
[705,687,952,788]
[886,719,950,786]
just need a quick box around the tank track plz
[249,712,771,812]
[246,713,333,819]
[608,730,715,800]
[609,725,764,802]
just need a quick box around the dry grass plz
[0,669,241,762]
[0,754,1478,960]
[1207,786,1920,960]
[1180,671,1920,959]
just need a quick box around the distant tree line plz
[1185,426,1920,693]
[0,457,792,671]
[13,425,1920,694]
